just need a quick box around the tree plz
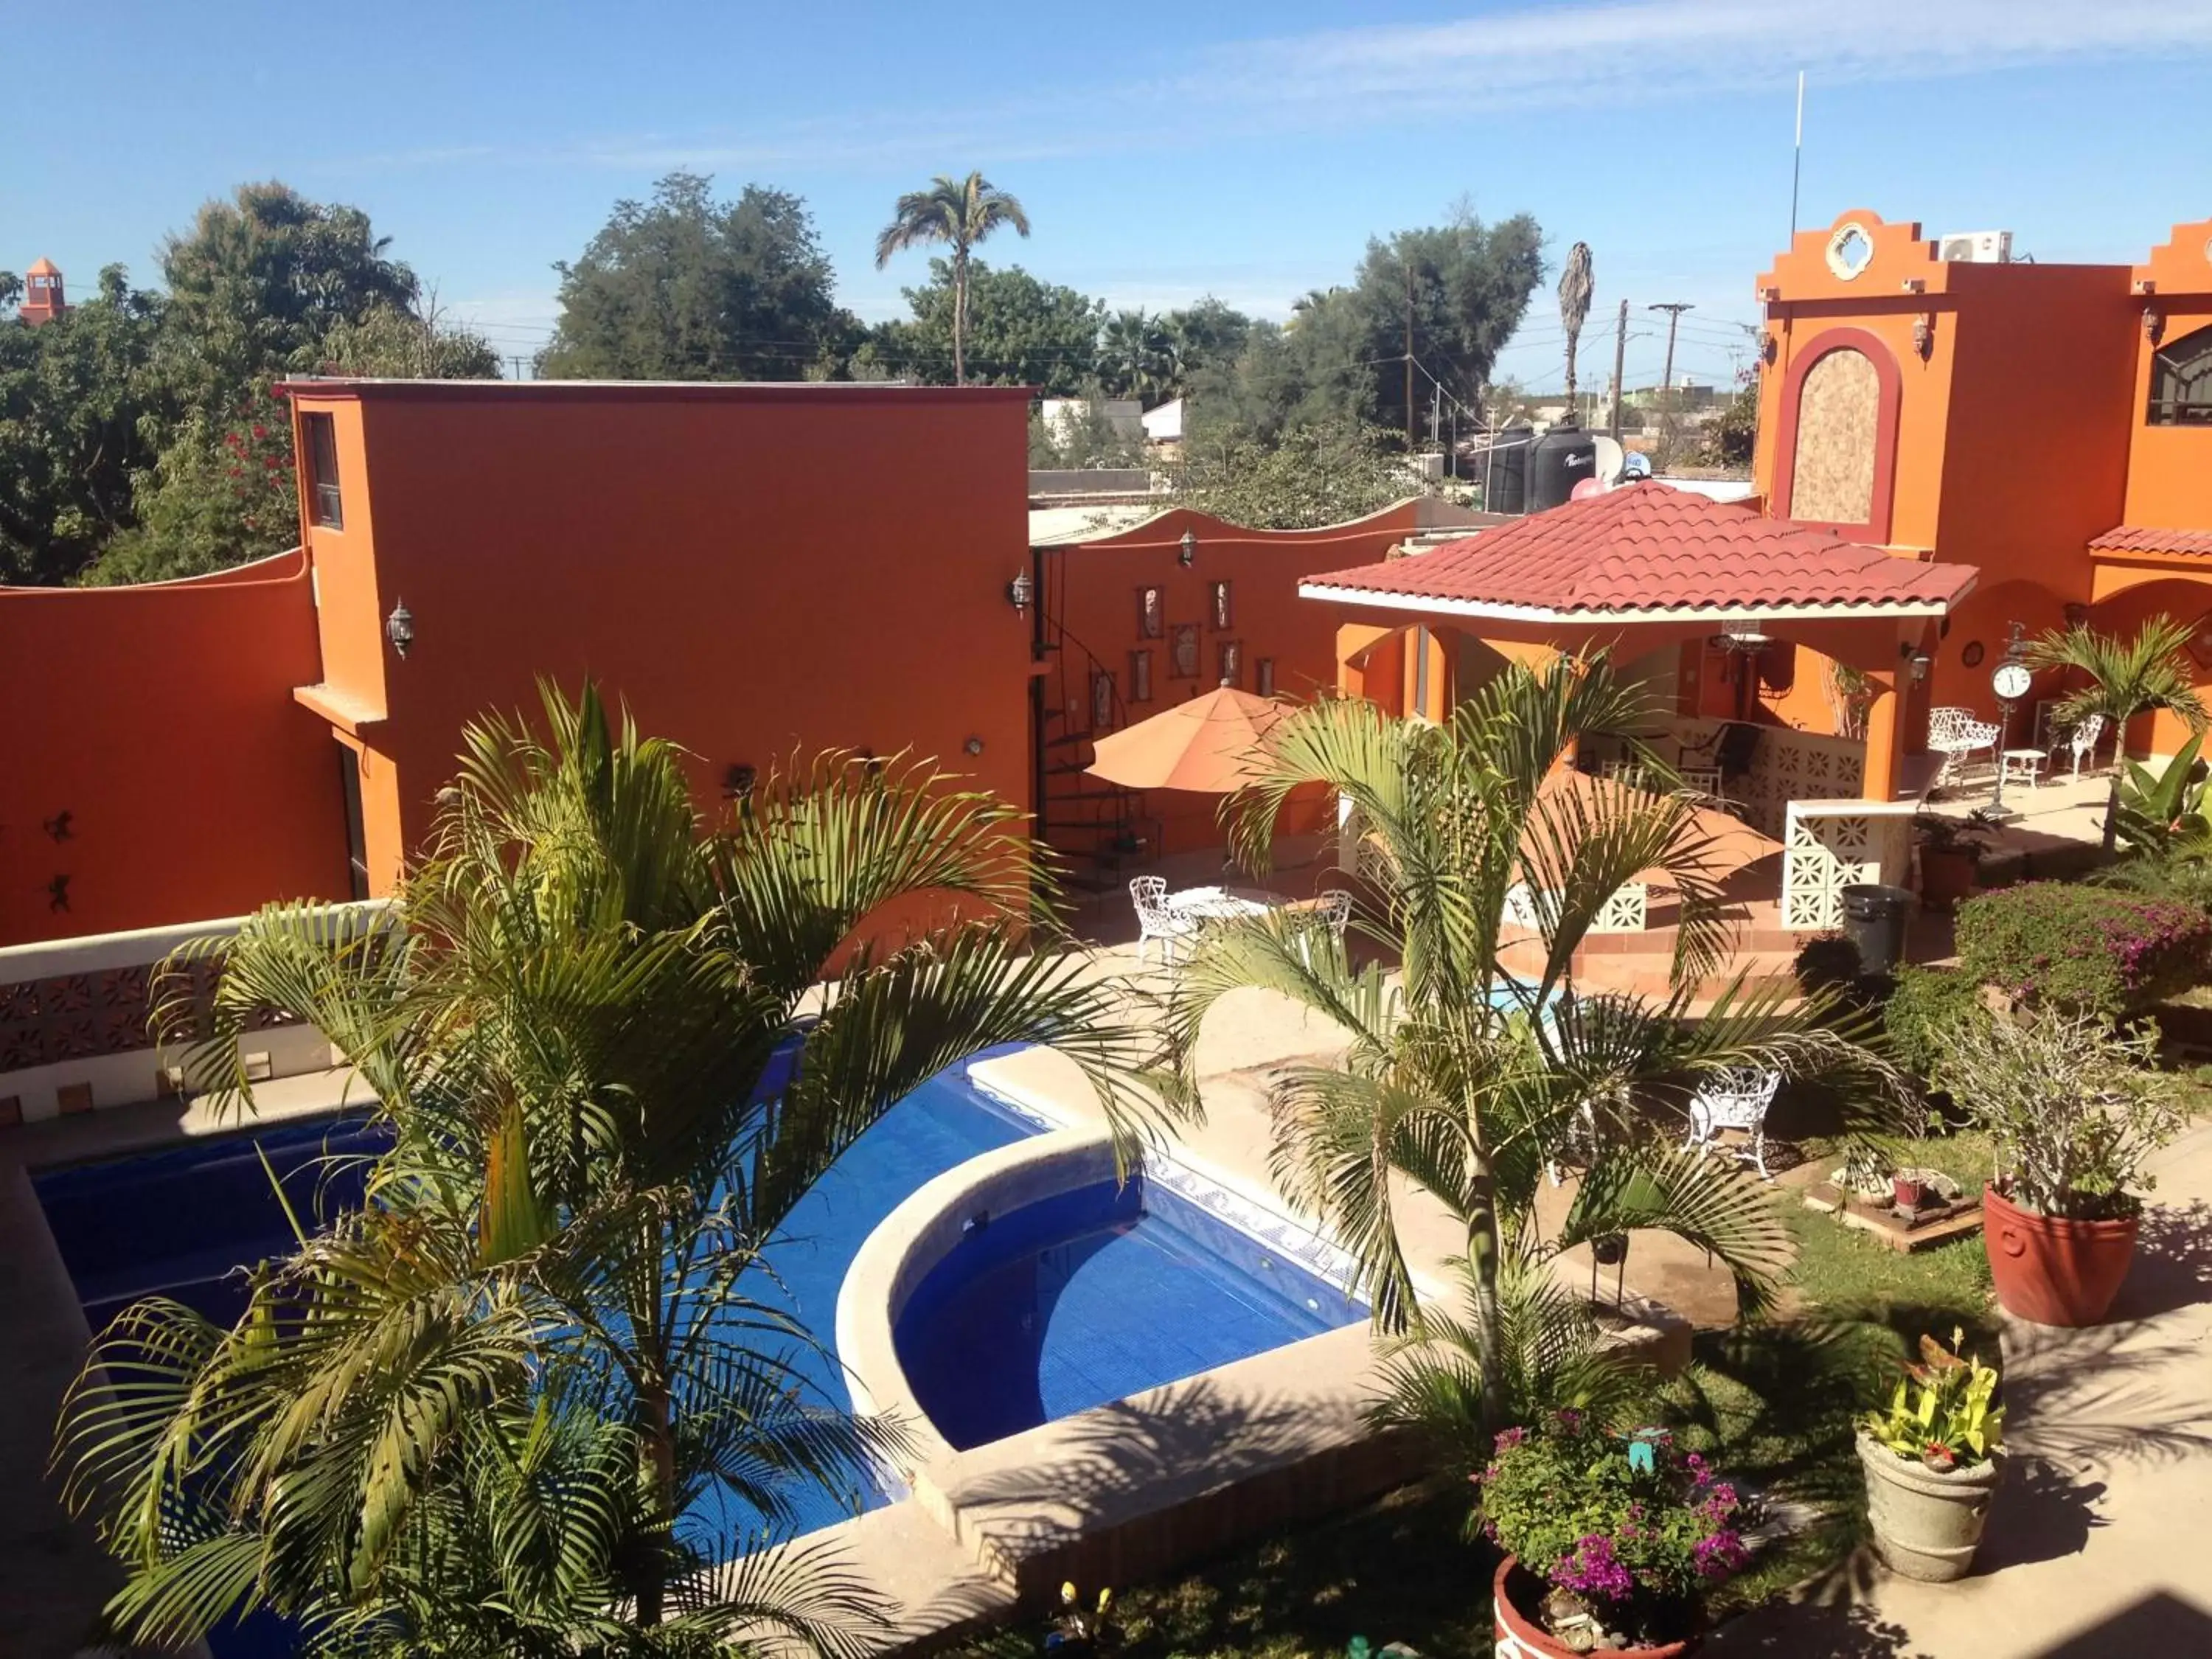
[1030,395,1145,469]
[540,173,849,380]
[1163,660,1894,1425]
[2026,616,2212,852]
[158,181,421,420]
[874,173,1031,386]
[1098,310,1177,405]
[872,260,1100,394]
[1697,372,1759,469]
[1557,241,1593,412]
[1167,419,1409,529]
[57,683,1160,1653]
[0,265,167,584]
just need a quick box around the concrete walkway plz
[1708,1120,2212,1658]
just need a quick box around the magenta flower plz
[1552,1534,1635,1602]
[1693,1529,1750,1579]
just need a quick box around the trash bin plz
[1840,883,1916,973]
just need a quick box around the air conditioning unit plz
[1938,230,2014,264]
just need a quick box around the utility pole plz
[1608,298,1629,441]
[1404,260,1417,455]
[1649,302,1694,424]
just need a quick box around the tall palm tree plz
[2027,615,2211,851]
[58,683,1157,1657]
[874,173,1030,386]
[1557,241,1593,417]
[1161,655,1896,1427]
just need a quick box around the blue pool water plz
[896,1175,1366,1450]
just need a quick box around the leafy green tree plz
[58,684,1158,1655]
[873,173,1031,386]
[0,265,168,583]
[1164,661,1893,1423]
[873,260,1100,394]
[1029,395,1146,469]
[541,173,850,380]
[1696,372,1759,468]
[2027,616,2212,851]
[1160,297,1252,386]
[158,181,421,419]
[1167,419,1408,529]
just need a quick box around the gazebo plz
[1296,483,1983,933]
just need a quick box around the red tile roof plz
[2090,526,2212,558]
[1301,482,1978,619]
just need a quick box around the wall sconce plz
[1178,529,1197,568]
[1759,334,1777,366]
[1006,570,1032,611]
[2146,308,2167,347]
[963,736,985,757]
[722,763,757,800]
[1907,649,1932,684]
[384,599,414,658]
[1911,313,1934,361]
[2064,602,2090,628]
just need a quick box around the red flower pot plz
[1492,1557,1695,1658]
[1983,1185,2140,1326]
[1893,1175,1927,1212]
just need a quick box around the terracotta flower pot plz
[1918,846,1978,914]
[1491,1557,1695,1658]
[1983,1185,2140,1326]
[1893,1175,1927,1212]
[1857,1433,2003,1582]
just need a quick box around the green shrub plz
[1884,965,1981,1077]
[1954,881,2212,1016]
[1793,933,1862,997]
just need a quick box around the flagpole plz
[1790,71,1805,242]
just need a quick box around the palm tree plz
[874,173,1030,386]
[2027,615,2211,851]
[1557,241,1593,416]
[1161,655,1896,1428]
[58,683,1157,1656]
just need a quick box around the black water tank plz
[1484,425,1535,514]
[1529,423,1599,511]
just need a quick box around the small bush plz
[1954,882,2212,1016]
[1884,965,1981,1077]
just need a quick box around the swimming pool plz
[894,1172,1363,1450]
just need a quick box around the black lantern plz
[1006,570,1032,611]
[385,599,414,658]
[1178,529,1197,567]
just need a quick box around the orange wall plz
[2126,219,2212,530]
[291,383,1036,883]
[1044,503,1430,853]
[0,551,349,945]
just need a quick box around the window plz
[337,742,370,901]
[1129,649,1154,704]
[1256,658,1276,697]
[1091,670,1116,730]
[1136,585,1164,638]
[1209,580,1234,630]
[304,411,344,529]
[2149,323,2212,426]
[1170,623,1200,679]
[1217,639,1242,686]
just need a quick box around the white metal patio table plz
[1164,886,1281,924]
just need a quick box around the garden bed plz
[1801,1183,1983,1253]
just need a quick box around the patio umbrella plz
[1531,769,1781,886]
[1086,684,1287,793]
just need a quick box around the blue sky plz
[8,1,2211,391]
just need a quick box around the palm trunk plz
[636,1379,675,1627]
[1563,333,1579,411]
[2104,765,2123,854]
[952,248,968,387]
[1466,1164,1507,1429]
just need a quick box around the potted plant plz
[1857,1329,2005,1582]
[1475,1411,1751,1656]
[1933,1006,2188,1325]
[1043,1581,1116,1655]
[1913,810,2000,914]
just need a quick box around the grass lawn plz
[1784,1128,1996,1330]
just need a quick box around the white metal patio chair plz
[1685,1066,1784,1180]
[1928,706,2003,793]
[1287,888,1354,967]
[2062,713,2107,784]
[1129,876,1200,964]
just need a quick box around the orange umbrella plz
[1530,769,1781,886]
[1087,685,1287,793]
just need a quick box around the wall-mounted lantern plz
[2146,308,2167,348]
[385,599,415,658]
[1759,333,1778,366]
[723,763,757,800]
[1911,313,1934,361]
[1903,644,1933,684]
[1006,570,1032,611]
[964,735,985,757]
[1178,529,1197,568]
